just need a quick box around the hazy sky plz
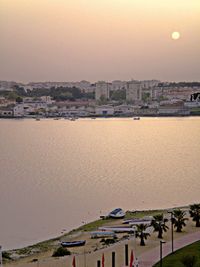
[0,0,200,83]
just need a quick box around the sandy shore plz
[4,207,200,267]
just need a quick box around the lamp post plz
[0,245,2,267]
[160,240,166,267]
[168,211,174,253]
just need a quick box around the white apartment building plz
[111,80,127,91]
[0,81,16,91]
[95,81,110,101]
[126,81,142,102]
[141,80,160,89]
[40,96,54,104]
[13,104,24,117]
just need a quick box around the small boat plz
[108,208,125,219]
[91,231,116,238]
[61,240,86,247]
[123,216,153,225]
[133,117,140,120]
[99,226,136,233]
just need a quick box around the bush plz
[101,238,117,245]
[31,259,38,262]
[52,247,71,257]
[2,251,12,260]
[181,255,197,267]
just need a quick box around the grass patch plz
[153,241,200,267]
[76,218,114,231]
[125,209,166,219]
[76,209,165,231]
[5,207,189,263]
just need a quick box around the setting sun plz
[172,31,181,40]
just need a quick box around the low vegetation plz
[153,241,200,267]
[100,238,117,245]
[52,247,71,257]
[3,205,199,264]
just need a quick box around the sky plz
[0,0,200,83]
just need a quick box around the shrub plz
[31,259,38,262]
[101,238,116,245]
[2,251,12,260]
[52,247,71,257]
[181,255,197,267]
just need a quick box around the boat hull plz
[61,240,86,247]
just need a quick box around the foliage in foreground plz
[189,203,200,227]
[100,237,118,245]
[52,247,71,257]
[153,240,200,267]
[181,255,197,267]
[2,251,12,260]
[172,209,188,232]
[151,214,168,239]
[135,224,150,246]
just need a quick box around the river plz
[0,117,200,249]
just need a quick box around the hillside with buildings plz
[0,80,200,118]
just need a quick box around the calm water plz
[0,118,200,249]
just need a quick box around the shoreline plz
[1,114,200,119]
[3,206,190,264]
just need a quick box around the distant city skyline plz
[0,0,200,83]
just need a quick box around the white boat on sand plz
[108,208,125,219]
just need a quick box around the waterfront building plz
[13,104,24,117]
[95,81,110,101]
[111,80,127,91]
[95,105,114,115]
[141,80,160,89]
[0,81,16,91]
[126,80,142,102]
[114,104,134,115]
[40,96,54,104]
[0,108,13,117]
[158,101,190,115]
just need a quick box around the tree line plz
[136,203,200,246]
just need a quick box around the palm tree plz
[151,214,169,238]
[135,224,150,246]
[172,209,188,232]
[189,204,200,227]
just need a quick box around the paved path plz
[138,231,200,267]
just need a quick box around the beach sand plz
[5,210,200,267]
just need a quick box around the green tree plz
[110,90,126,101]
[189,204,200,227]
[151,214,168,239]
[142,92,151,103]
[98,95,107,105]
[172,209,188,232]
[7,91,19,100]
[16,96,23,103]
[135,224,151,246]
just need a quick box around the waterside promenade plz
[5,212,200,267]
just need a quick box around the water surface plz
[0,118,200,249]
